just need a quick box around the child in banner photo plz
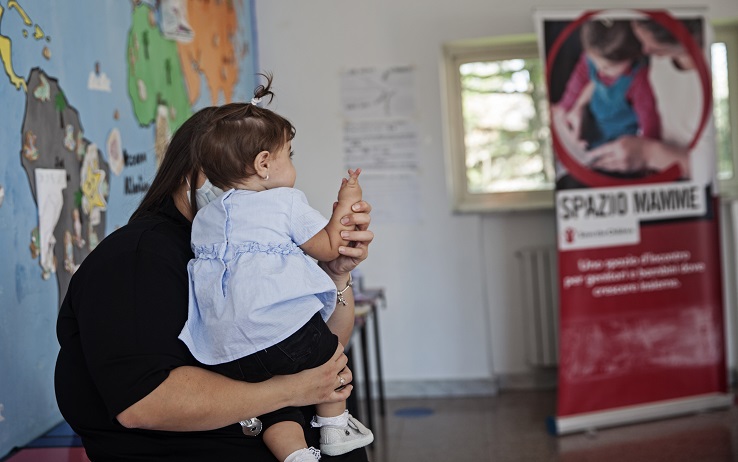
[178,75,373,462]
[582,17,708,182]
[556,19,661,154]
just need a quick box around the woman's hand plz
[321,200,373,279]
[586,135,690,177]
[117,346,354,431]
[282,343,354,407]
[585,135,648,172]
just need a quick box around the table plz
[348,287,386,432]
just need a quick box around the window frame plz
[442,22,738,213]
[442,34,552,213]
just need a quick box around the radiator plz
[515,246,559,367]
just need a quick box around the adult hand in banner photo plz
[584,134,688,175]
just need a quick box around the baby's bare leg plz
[316,400,346,419]
[263,421,309,462]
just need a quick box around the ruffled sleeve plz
[288,188,329,246]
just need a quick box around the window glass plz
[460,58,554,194]
[712,39,736,186]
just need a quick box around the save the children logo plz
[559,221,639,251]
[565,227,576,243]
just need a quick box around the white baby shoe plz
[319,413,374,456]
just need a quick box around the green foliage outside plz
[460,58,554,194]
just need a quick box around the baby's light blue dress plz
[178,188,337,365]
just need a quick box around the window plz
[443,35,552,212]
[713,23,738,197]
[442,22,738,212]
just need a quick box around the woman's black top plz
[54,197,367,462]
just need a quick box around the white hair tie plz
[251,96,262,106]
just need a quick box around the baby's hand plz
[337,168,362,204]
[565,109,583,139]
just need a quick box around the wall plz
[0,1,257,456]
[253,0,738,396]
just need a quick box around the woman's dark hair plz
[195,73,296,191]
[634,18,703,47]
[581,19,642,62]
[129,106,217,222]
[129,73,294,222]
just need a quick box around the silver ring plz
[338,375,346,386]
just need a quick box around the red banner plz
[558,211,726,416]
[535,8,731,434]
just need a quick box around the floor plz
[3,390,738,461]
[1,424,87,462]
[364,390,738,462]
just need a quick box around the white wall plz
[254,0,738,396]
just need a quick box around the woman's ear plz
[253,150,271,179]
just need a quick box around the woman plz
[54,105,374,461]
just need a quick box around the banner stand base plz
[550,393,734,436]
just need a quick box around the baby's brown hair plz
[195,73,296,190]
[581,19,642,62]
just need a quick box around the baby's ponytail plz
[251,72,275,107]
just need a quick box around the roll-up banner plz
[534,8,732,435]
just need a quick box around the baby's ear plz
[254,150,270,175]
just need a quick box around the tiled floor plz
[365,391,738,462]
[4,390,737,461]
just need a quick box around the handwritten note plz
[340,66,415,119]
[343,119,419,170]
[341,66,420,224]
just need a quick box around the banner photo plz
[534,8,731,434]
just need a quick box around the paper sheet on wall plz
[340,66,415,119]
[343,119,419,170]
[341,65,420,224]
[35,168,67,279]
